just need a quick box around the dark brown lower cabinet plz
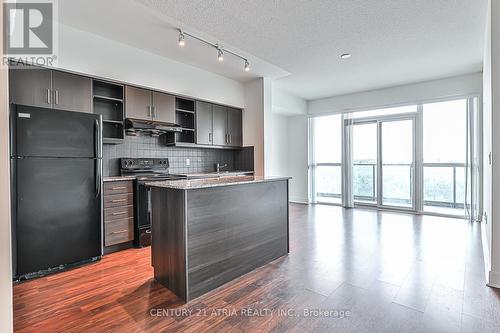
[103,181,134,251]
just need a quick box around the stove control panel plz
[120,158,169,170]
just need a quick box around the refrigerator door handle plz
[95,118,102,198]
[95,159,101,198]
[94,119,99,158]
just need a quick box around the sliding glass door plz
[352,122,378,204]
[352,115,415,210]
[380,119,414,208]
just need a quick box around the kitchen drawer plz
[105,205,134,222]
[104,193,133,208]
[104,181,133,195]
[105,218,134,246]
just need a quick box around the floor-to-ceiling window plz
[422,99,467,215]
[311,114,342,204]
[310,97,479,218]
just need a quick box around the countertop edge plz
[147,176,291,190]
[103,176,136,182]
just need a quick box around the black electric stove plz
[120,158,186,247]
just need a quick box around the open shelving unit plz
[165,97,196,145]
[93,80,125,144]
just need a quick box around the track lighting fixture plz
[176,28,250,72]
[217,48,224,62]
[178,30,185,47]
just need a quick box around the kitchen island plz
[147,176,290,302]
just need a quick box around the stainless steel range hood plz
[126,118,183,137]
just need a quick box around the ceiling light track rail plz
[177,29,250,72]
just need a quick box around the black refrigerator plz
[11,105,103,280]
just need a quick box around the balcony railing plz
[313,162,466,210]
[423,163,465,209]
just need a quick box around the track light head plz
[217,48,224,62]
[178,30,185,47]
[244,60,250,72]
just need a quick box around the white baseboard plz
[481,221,492,285]
[289,197,309,204]
[488,271,500,288]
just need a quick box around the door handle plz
[209,133,212,142]
[112,211,127,216]
[111,230,128,234]
[152,106,156,119]
[54,90,59,105]
[147,106,152,118]
[229,134,231,144]
[111,199,127,203]
[46,89,51,104]
[145,229,152,234]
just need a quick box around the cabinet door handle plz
[111,230,128,234]
[229,134,231,144]
[111,199,127,203]
[152,106,157,119]
[46,88,51,104]
[209,133,212,142]
[147,106,152,117]
[112,211,127,216]
[54,90,59,105]
[111,186,127,190]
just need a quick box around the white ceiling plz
[59,0,487,101]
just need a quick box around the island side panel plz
[151,187,188,301]
[186,180,289,300]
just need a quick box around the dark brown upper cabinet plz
[227,107,243,147]
[152,91,176,124]
[196,101,213,145]
[195,101,242,147]
[212,104,228,146]
[125,86,175,123]
[52,71,92,113]
[9,66,91,113]
[125,86,151,120]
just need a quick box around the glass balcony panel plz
[353,164,376,203]
[316,165,342,204]
[382,165,412,207]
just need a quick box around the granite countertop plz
[146,175,290,190]
[103,176,136,182]
[181,170,254,178]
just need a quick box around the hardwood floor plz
[13,204,500,332]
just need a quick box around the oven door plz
[135,182,152,247]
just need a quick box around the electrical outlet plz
[185,158,190,166]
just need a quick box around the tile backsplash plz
[103,135,254,176]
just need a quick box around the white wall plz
[243,78,267,176]
[483,0,493,282]
[264,113,290,177]
[484,0,500,288]
[288,116,309,203]
[272,87,307,116]
[309,73,483,116]
[58,24,245,108]
[268,86,308,203]
[0,1,13,330]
